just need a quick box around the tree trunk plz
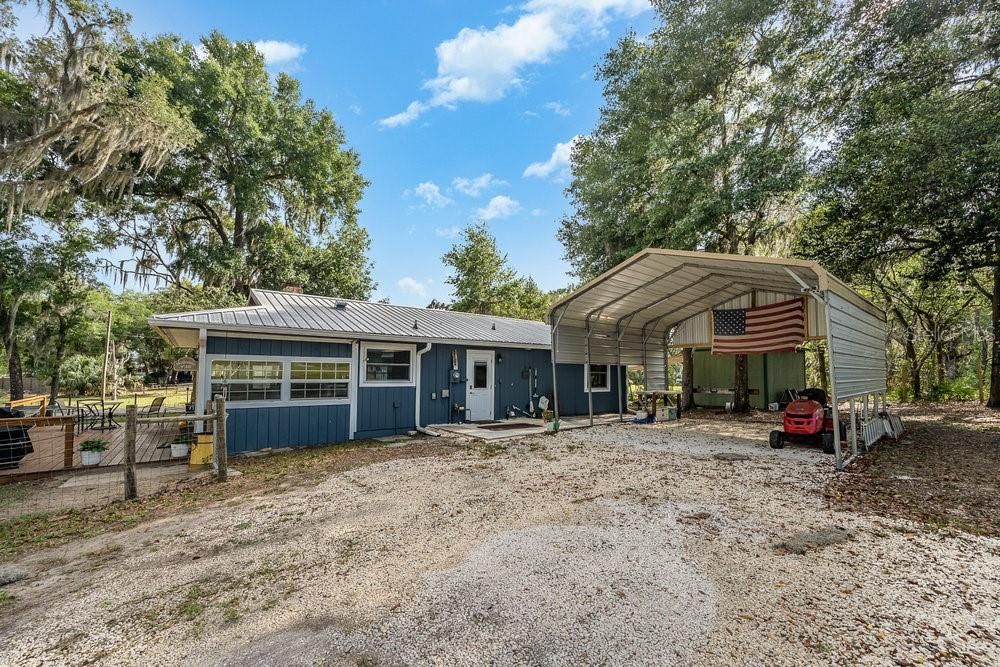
[988,266,1000,409]
[7,343,23,401]
[903,329,922,400]
[733,354,750,412]
[48,318,67,408]
[681,347,694,410]
[816,344,829,394]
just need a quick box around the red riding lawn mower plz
[769,388,847,455]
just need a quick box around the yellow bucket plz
[189,434,213,467]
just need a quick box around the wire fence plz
[0,399,227,520]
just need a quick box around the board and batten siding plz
[206,335,351,358]
[226,404,351,453]
[207,335,353,452]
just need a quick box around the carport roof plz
[547,248,882,335]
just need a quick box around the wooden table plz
[637,390,683,419]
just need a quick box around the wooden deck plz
[1,416,189,479]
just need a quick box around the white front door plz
[466,350,494,422]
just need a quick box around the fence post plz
[214,395,227,482]
[124,404,138,500]
[63,417,75,469]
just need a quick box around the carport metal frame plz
[547,249,894,469]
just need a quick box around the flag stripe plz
[712,297,805,355]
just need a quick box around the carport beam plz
[616,326,624,422]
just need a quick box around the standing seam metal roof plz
[149,289,552,348]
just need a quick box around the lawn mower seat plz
[798,387,828,406]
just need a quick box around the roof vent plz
[491,323,496,330]
[413,319,419,330]
[334,300,348,310]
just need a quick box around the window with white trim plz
[585,364,611,392]
[211,360,283,401]
[363,346,413,384]
[290,361,350,399]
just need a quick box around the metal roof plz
[149,289,552,348]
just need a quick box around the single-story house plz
[149,289,626,453]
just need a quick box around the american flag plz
[712,298,806,355]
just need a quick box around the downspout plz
[415,343,439,437]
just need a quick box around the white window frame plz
[584,363,612,393]
[205,354,354,408]
[359,342,416,387]
[288,359,352,401]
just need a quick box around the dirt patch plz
[826,403,1000,536]
[0,439,457,563]
[0,414,998,666]
[778,527,852,555]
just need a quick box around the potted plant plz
[79,440,108,466]
[170,438,191,459]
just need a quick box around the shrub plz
[79,439,108,453]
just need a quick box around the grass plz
[0,438,455,564]
[0,591,14,606]
[2,384,193,410]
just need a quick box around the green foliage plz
[116,31,372,296]
[60,354,103,395]
[559,0,837,280]
[926,381,977,402]
[441,223,557,321]
[79,439,109,453]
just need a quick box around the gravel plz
[1,419,999,667]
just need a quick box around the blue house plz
[149,289,626,453]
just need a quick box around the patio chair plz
[140,396,167,418]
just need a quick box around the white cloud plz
[397,276,432,298]
[476,195,522,221]
[452,173,508,197]
[253,40,306,65]
[544,100,571,116]
[348,104,362,115]
[435,225,462,238]
[413,182,453,208]
[523,135,580,178]
[379,0,650,127]
[531,208,544,216]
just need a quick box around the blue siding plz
[554,364,626,416]
[355,386,416,438]
[226,404,350,453]
[207,336,351,358]
[415,342,625,425]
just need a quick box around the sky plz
[20,0,656,306]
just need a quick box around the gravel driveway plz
[2,419,998,666]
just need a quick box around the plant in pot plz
[79,439,108,466]
[170,437,192,459]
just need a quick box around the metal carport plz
[547,249,900,469]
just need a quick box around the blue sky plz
[23,1,655,305]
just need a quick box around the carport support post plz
[550,307,566,425]
[849,398,858,457]
[616,326,624,422]
[585,323,594,427]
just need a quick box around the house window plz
[290,361,350,400]
[210,360,282,401]
[363,346,413,384]
[585,364,611,393]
